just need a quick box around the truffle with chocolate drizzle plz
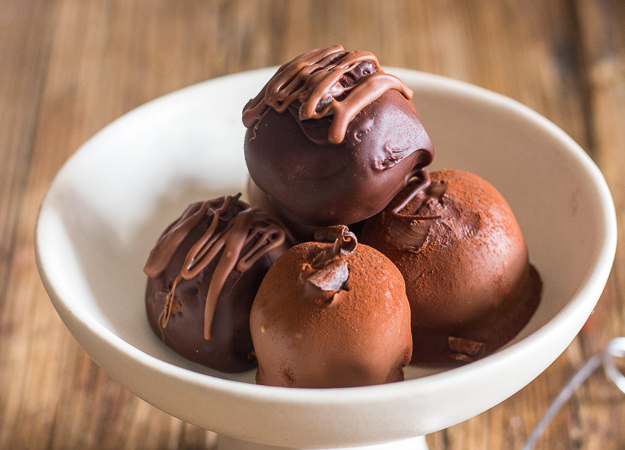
[243,45,434,229]
[250,225,412,388]
[144,194,291,373]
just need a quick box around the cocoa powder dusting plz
[250,231,412,387]
[360,169,541,366]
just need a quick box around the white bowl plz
[36,68,616,449]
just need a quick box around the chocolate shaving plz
[391,171,448,222]
[384,171,453,252]
[314,225,348,242]
[303,226,356,299]
[314,225,357,255]
[448,336,485,363]
[309,239,341,269]
[307,259,349,292]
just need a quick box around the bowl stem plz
[216,435,428,450]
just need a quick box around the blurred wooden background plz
[1,0,624,448]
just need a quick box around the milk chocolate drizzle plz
[386,170,448,251]
[144,195,287,340]
[242,45,413,144]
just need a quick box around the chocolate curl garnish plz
[303,225,357,297]
[145,194,287,340]
[307,259,349,292]
[448,336,485,363]
[313,225,357,255]
[390,169,447,222]
[242,45,413,144]
[386,170,449,252]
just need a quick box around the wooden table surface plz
[1,1,624,448]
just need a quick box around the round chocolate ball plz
[144,195,290,373]
[247,176,366,242]
[361,170,542,366]
[243,46,434,227]
[250,226,412,388]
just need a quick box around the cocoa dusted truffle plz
[250,226,412,388]
[144,194,291,373]
[243,45,434,228]
[361,170,542,366]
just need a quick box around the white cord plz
[522,337,625,450]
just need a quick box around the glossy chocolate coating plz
[250,226,412,388]
[247,176,366,242]
[361,170,542,366]
[243,46,433,227]
[144,196,289,373]
[245,90,433,226]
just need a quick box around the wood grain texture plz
[0,0,54,309]
[0,0,623,448]
[570,1,625,449]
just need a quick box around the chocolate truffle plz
[361,170,542,366]
[243,45,434,227]
[250,226,412,388]
[144,194,291,373]
[247,176,367,242]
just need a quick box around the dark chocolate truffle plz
[361,170,542,366]
[247,176,367,242]
[250,226,412,388]
[243,45,434,227]
[144,194,291,373]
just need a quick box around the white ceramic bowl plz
[36,68,616,449]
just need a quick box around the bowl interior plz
[36,68,616,446]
